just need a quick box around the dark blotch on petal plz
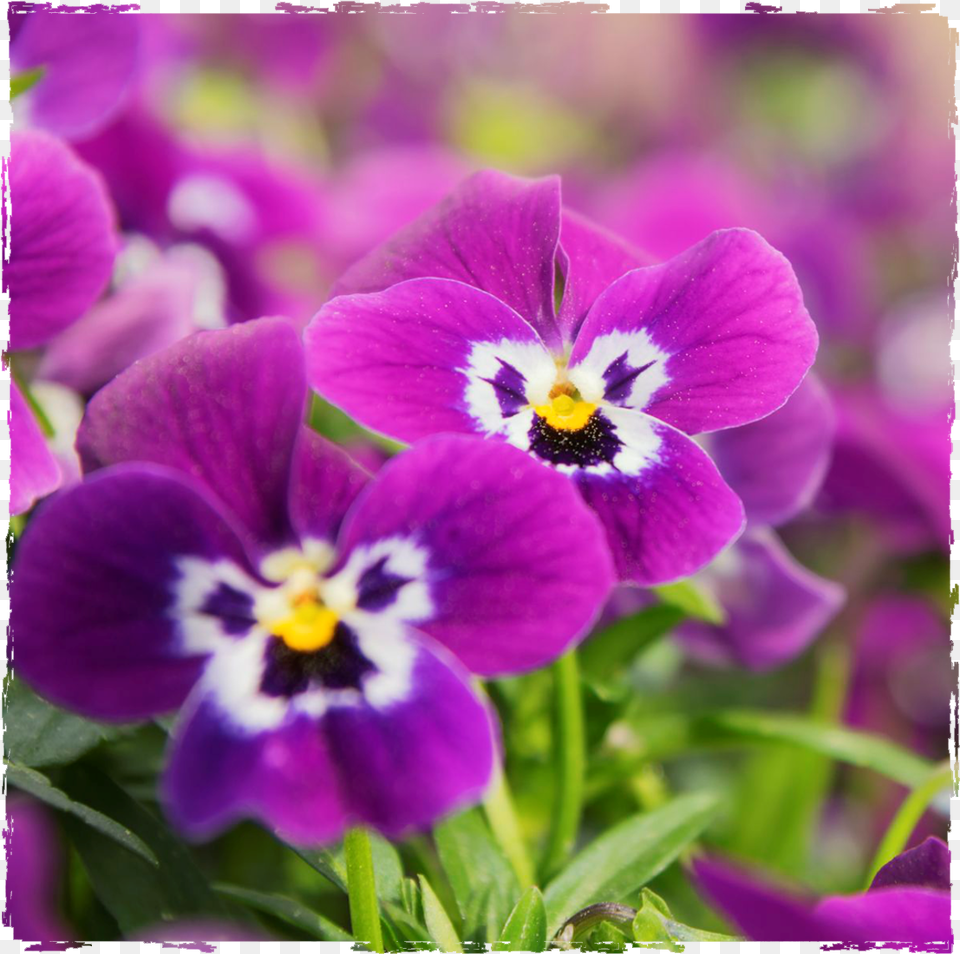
[260,623,377,698]
[603,351,657,405]
[529,409,623,469]
[482,358,529,419]
[200,582,256,637]
[356,557,411,612]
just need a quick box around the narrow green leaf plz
[419,874,463,953]
[580,605,684,680]
[10,66,45,100]
[58,764,227,934]
[291,830,403,904]
[214,883,353,941]
[631,888,739,945]
[653,581,725,625]
[434,807,520,942]
[543,792,718,937]
[382,900,432,945]
[494,886,546,952]
[6,762,157,866]
[4,678,123,767]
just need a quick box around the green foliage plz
[631,888,739,946]
[214,883,353,940]
[419,874,463,953]
[494,886,546,952]
[10,66,45,99]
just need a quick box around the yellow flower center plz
[533,393,597,431]
[270,596,339,653]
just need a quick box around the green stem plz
[864,762,954,888]
[541,650,585,879]
[483,768,535,890]
[344,827,385,953]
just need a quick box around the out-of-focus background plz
[8,10,956,940]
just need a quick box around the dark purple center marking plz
[356,556,411,611]
[528,409,623,469]
[260,622,376,698]
[603,351,657,405]
[482,358,528,418]
[199,582,256,636]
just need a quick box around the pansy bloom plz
[306,170,819,585]
[11,319,614,844]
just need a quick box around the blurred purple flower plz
[4,797,72,942]
[12,319,613,845]
[10,10,140,140]
[694,837,952,944]
[307,170,819,586]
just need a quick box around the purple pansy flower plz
[6,129,117,514]
[10,10,140,141]
[676,374,844,670]
[12,318,614,844]
[305,170,819,585]
[694,837,952,944]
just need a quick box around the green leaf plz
[434,807,520,941]
[6,762,157,866]
[632,889,738,945]
[542,792,718,937]
[291,829,403,904]
[609,710,935,788]
[4,678,123,767]
[580,605,684,682]
[419,874,462,953]
[653,581,725,624]
[382,900,432,945]
[214,883,353,941]
[10,66,45,100]
[59,764,228,934]
[494,886,546,952]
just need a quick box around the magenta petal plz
[336,435,614,676]
[11,465,253,721]
[37,245,217,395]
[814,888,952,943]
[10,381,60,516]
[306,276,550,443]
[289,429,371,545]
[677,530,844,670]
[707,373,835,527]
[7,130,117,351]
[11,12,139,140]
[870,838,951,892]
[569,229,818,435]
[323,633,497,839]
[330,170,564,348]
[163,689,347,846]
[573,409,745,585]
[77,318,305,553]
[556,208,651,340]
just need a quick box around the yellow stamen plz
[533,393,597,431]
[271,599,339,653]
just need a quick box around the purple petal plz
[37,244,221,395]
[568,229,818,435]
[707,373,835,527]
[7,796,72,942]
[289,429,371,545]
[676,530,845,670]
[306,276,553,443]
[329,170,564,349]
[870,838,951,892]
[572,409,745,585]
[556,208,651,341]
[11,12,139,140]
[163,688,347,846]
[10,381,61,516]
[693,856,825,941]
[7,130,117,351]
[77,318,305,553]
[322,633,497,839]
[335,435,614,676]
[163,632,496,844]
[11,464,254,721]
[814,888,952,943]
